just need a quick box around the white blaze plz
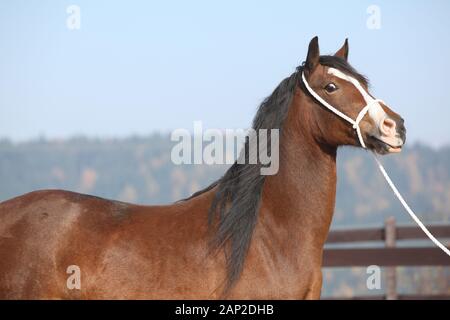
[327,67,387,127]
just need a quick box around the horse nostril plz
[380,118,397,136]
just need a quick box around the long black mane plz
[184,55,367,292]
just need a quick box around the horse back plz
[0,189,217,299]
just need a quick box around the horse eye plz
[324,83,338,93]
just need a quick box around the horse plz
[0,37,406,299]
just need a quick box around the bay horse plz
[0,37,406,299]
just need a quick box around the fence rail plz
[326,224,450,243]
[322,217,450,300]
[323,247,450,267]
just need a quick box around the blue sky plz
[1,0,449,146]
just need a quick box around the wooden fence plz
[322,217,450,300]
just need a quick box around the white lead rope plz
[373,154,450,256]
[301,71,450,257]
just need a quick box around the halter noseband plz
[300,71,385,149]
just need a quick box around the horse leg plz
[303,269,323,300]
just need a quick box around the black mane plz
[183,55,367,292]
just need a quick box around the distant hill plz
[1,135,449,297]
[1,135,448,226]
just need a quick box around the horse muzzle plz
[369,117,406,154]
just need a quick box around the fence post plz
[385,216,397,300]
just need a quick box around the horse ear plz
[334,38,349,61]
[305,36,320,71]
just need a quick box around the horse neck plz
[260,87,337,249]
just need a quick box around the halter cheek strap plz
[301,71,385,149]
[300,70,450,257]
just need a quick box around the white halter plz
[301,71,385,149]
[301,70,450,257]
